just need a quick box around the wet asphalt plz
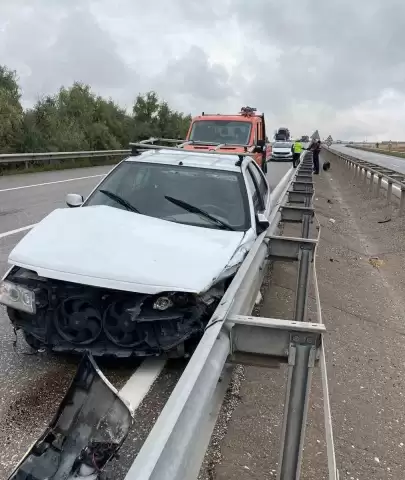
[331,144,405,174]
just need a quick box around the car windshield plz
[189,120,252,146]
[274,142,291,148]
[84,161,250,231]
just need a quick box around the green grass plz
[0,157,122,177]
[348,145,405,159]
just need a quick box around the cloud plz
[1,0,405,140]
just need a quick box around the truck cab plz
[183,107,271,173]
[275,127,290,142]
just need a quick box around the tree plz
[0,64,193,154]
[132,91,191,141]
[0,66,24,152]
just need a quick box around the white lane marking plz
[0,174,106,193]
[0,224,36,239]
[119,357,166,411]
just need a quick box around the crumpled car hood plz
[9,206,246,294]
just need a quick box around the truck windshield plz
[84,161,250,231]
[189,120,252,146]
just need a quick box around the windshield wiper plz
[99,189,140,213]
[165,196,235,231]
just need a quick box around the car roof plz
[125,148,246,172]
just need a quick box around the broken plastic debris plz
[369,257,384,268]
[328,218,336,224]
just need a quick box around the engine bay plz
[5,267,224,357]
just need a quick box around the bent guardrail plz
[322,146,405,216]
[124,152,339,480]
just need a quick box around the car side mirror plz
[256,213,270,233]
[66,193,83,208]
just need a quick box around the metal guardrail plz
[0,149,130,165]
[323,146,405,216]
[0,136,263,168]
[124,152,339,480]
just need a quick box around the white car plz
[270,141,293,161]
[0,146,271,357]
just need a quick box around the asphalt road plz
[0,159,292,477]
[331,144,405,174]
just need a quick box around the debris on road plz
[369,256,384,268]
[7,354,133,480]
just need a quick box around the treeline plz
[0,65,192,154]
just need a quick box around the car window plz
[189,120,252,145]
[84,161,251,231]
[245,168,263,212]
[248,162,268,200]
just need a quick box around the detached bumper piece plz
[8,353,133,480]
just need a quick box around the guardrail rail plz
[122,151,339,480]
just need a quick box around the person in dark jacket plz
[308,140,321,174]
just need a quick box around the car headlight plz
[0,281,36,314]
[153,296,173,311]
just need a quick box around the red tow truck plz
[183,107,272,173]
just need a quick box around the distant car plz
[0,147,272,358]
[270,141,293,162]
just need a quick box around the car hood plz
[9,206,246,294]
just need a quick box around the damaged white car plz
[0,145,271,357]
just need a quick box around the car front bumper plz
[270,155,293,162]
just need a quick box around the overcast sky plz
[1,0,404,141]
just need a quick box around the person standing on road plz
[307,139,321,174]
[291,139,303,168]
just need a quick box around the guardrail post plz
[279,339,316,480]
[400,188,405,216]
[369,172,374,193]
[376,175,382,197]
[362,168,368,186]
[387,181,393,205]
